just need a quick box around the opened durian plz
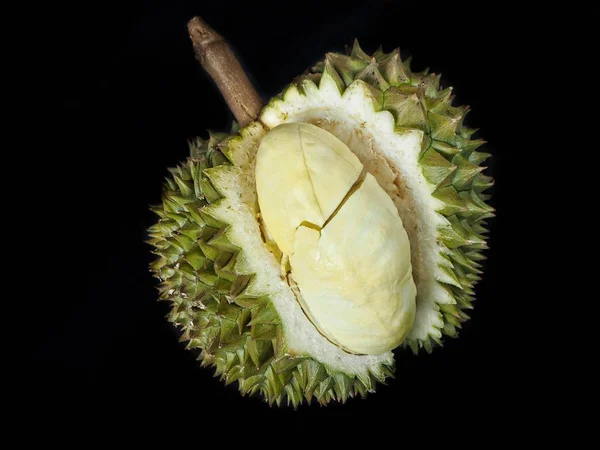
[148,18,493,407]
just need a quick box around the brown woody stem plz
[187,17,263,127]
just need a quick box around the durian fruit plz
[148,39,493,407]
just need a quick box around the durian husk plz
[148,42,494,406]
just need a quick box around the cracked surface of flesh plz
[255,122,416,354]
[255,122,362,254]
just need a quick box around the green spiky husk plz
[148,42,493,406]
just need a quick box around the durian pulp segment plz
[255,122,417,355]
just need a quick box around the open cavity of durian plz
[262,77,457,340]
[205,76,453,375]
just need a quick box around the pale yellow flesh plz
[255,123,416,355]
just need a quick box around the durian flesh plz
[255,123,416,355]
[148,42,494,406]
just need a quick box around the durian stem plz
[187,17,263,127]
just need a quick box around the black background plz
[39,0,540,434]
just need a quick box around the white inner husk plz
[205,75,451,376]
